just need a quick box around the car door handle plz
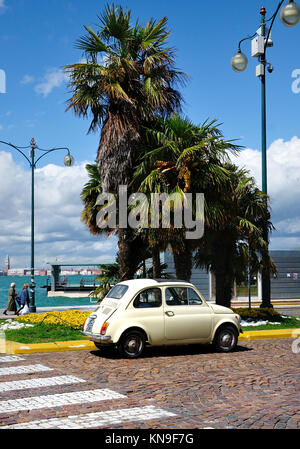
[165,311,174,317]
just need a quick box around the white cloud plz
[230,136,300,250]
[0,0,6,13]
[0,152,117,269]
[34,68,68,97]
[21,74,35,85]
[2,136,298,268]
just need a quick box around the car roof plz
[118,278,193,287]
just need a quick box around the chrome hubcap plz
[125,337,141,354]
[220,332,233,348]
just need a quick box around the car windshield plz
[106,284,128,300]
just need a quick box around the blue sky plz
[0,0,300,269]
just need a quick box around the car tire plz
[117,330,146,359]
[213,326,238,352]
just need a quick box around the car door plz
[126,287,165,343]
[163,286,212,341]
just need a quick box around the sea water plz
[0,275,97,310]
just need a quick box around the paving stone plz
[0,389,126,414]
[0,339,298,429]
[0,364,53,377]
[0,375,86,392]
[0,356,26,363]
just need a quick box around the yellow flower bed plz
[15,310,91,330]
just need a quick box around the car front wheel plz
[213,326,238,352]
[118,330,146,359]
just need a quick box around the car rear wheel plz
[118,331,146,359]
[214,326,238,352]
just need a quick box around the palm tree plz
[80,163,113,236]
[80,162,154,278]
[133,114,240,281]
[65,5,186,280]
[194,163,276,307]
[90,263,120,303]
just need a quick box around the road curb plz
[1,339,96,354]
[239,328,300,341]
[1,328,300,354]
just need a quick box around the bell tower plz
[5,255,10,274]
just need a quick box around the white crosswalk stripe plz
[0,405,177,429]
[0,364,53,376]
[0,388,126,414]
[0,375,86,392]
[0,358,177,429]
[0,356,26,363]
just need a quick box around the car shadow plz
[90,343,252,360]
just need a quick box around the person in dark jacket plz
[3,283,18,315]
[16,284,30,315]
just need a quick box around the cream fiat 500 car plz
[81,279,242,358]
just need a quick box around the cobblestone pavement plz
[0,339,299,429]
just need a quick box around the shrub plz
[15,310,91,330]
[231,307,284,323]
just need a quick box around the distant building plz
[7,268,25,276]
[161,250,300,301]
[24,269,41,276]
[5,255,10,274]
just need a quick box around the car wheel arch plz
[212,321,239,341]
[117,326,148,344]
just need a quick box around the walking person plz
[3,283,18,315]
[16,284,30,315]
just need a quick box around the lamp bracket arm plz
[34,147,71,166]
[265,0,285,50]
[238,32,258,50]
[0,140,32,166]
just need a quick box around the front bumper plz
[80,330,112,343]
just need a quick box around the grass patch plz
[242,315,300,331]
[3,322,85,344]
[232,307,300,331]
[1,310,90,344]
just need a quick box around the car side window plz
[165,287,188,306]
[187,288,203,305]
[165,287,203,306]
[133,288,162,308]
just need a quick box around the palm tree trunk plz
[97,112,140,193]
[211,234,235,307]
[118,228,136,280]
[172,240,193,281]
[97,112,141,281]
[152,246,161,278]
[214,269,233,308]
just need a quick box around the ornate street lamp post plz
[0,138,74,313]
[231,1,300,308]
